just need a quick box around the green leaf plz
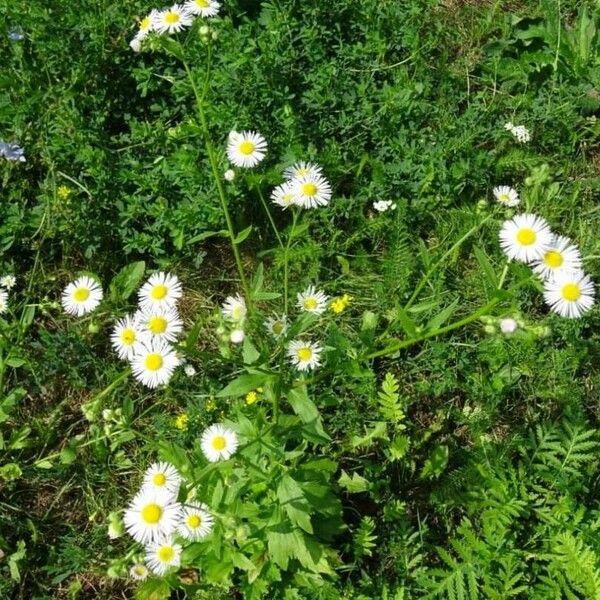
[186,229,227,245]
[134,578,171,600]
[425,298,460,332]
[8,540,26,582]
[277,474,313,533]
[351,421,388,449]
[234,225,253,245]
[217,372,272,398]
[108,261,145,303]
[420,444,449,479]
[338,470,371,493]
[394,306,418,337]
[287,387,329,443]
[242,338,260,365]
[0,463,22,482]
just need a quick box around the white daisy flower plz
[500,318,518,334]
[184,363,197,377]
[498,213,553,263]
[111,314,148,360]
[283,161,323,181]
[129,36,142,52]
[265,314,287,338]
[222,294,246,323]
[136,306,183,342]
[145,538,182,576]
[0,289,7,315]
[201,424,239,462]
[178,502,214,540]
[224,169,235,182]
[270,181,297,210]
[287,339,322,371]
[493,186,520,207]
[0,275,16,290]
[297,285,328,314]
[61,276,103,317]
[230,329,245,344]
[184,0,220,17]
[138,272,182,311]
[531,235,582,281]
[291,174,332,209]
[123,488,181,544]
[543,270,595,319]
[143,462,181,498]
[226,131,267,168]
[130,563,149,581]
[152,5,193,35]
[130,339,181,389]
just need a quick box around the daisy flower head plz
[145,537,182,576]
[283,161,323,181]
[123,488,181,544]
[291,173,332,209]
[226,130,267,168]
[130,563,149,581]
[222,294,246,323]
[0,275,16,290]
[493,186,520,208]
[137,306,183,342]
[184,363,196,377]
[265,314,287,338]
[178,502,214,540]
[61,276,103,317]
[130,338,181,389]
[531,235,582,281]
[143,462,181,498]
[270,181,297,210]
[201,423,239,462]
[184,0,220,17]
[543,270,595,319]
[0,289,7,315]
[287,339,322,371]
[130,36,142,52]
[498,213,553,263]
[152,4,193,35]
[111,314,148,360]
[297,285,328,314]
[138,272,182,310]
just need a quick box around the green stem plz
[497,262,509,290]
[283,209,299,315]
[255,184,283,248]
[182,59,251,303]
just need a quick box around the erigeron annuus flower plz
[143,462,181,497]
[0,289,7,315]
[130,563,149,581]
[498,213,553,263]
[201,424,239,462]
[123,488,181,544]
[531,235,582,281]
[500,318,518,334]
[184,0,220,17]
[270,181,296,209]
[178,502,214,540]
[222,294,246,322]
[61,276,103,316]
[283,161,323,181]
[224,168,235,182]
[136,306,183,342]
[130,339,181,389]
[111,314,148,360]
[184,363,196,377]
[297,285,328,314]
[0,275,16,290]
[265,314,287,338]
[145,538,182,576]
[152,4,193,35]
[226,131,267,168]
[543,270,595,318]
[493,186,520,207]
[287,339,322,371]
[138,272,182,310]
[291,174,332,209]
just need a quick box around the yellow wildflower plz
[330,294,352,314]
[57,185,72,201]
[174,413,189,431]
[245,391,258,406]
[206,396,217,411]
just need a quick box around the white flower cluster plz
[270,160,332,210]
[0,274,16,315]
[504,121,531,143]
[499,214,594,318]
[130,0,220,52]
[373,200,397,213]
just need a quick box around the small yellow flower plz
[174,413,189,431]
[330,294,352,314]
[57,185,72,201]
[245,391,258,406]
[206,397,217,411]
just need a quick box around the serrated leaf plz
[338,470,371,493]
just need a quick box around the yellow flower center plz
[148,316,168,334]
[272,321,284,335]
[187,514,202,528]
[145,353,163,371]
[297,347,312,362]
[231,306,243,320]
[121,328,136,345]
[499,193,510,203]
[141,503,162,524]
[157,546,175,563]
[516,228,536,246]
[543,250,564,269]
[134,565,146,576]
[151,284,168,300]
[140,16,151,29]
[73,288,90,302]
[302,183,318,197]
[239,141,255,155]
[303,297,318,310]
[296,168,309,177]
[282,193,294,205]
[561,283,581,302]
[164,11,180,24]
[153,473,166,486]
[195,0,209,6]
[211,435,226,450]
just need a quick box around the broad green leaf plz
[277,474,313,533]
[338,470,371,493]
[420,444,449,479]
[234,225,253,245]
[217,372,272,398]
[425,298,459,332]
[351,421,388,449]
[108,261,145,303]
[287,387,329,442]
